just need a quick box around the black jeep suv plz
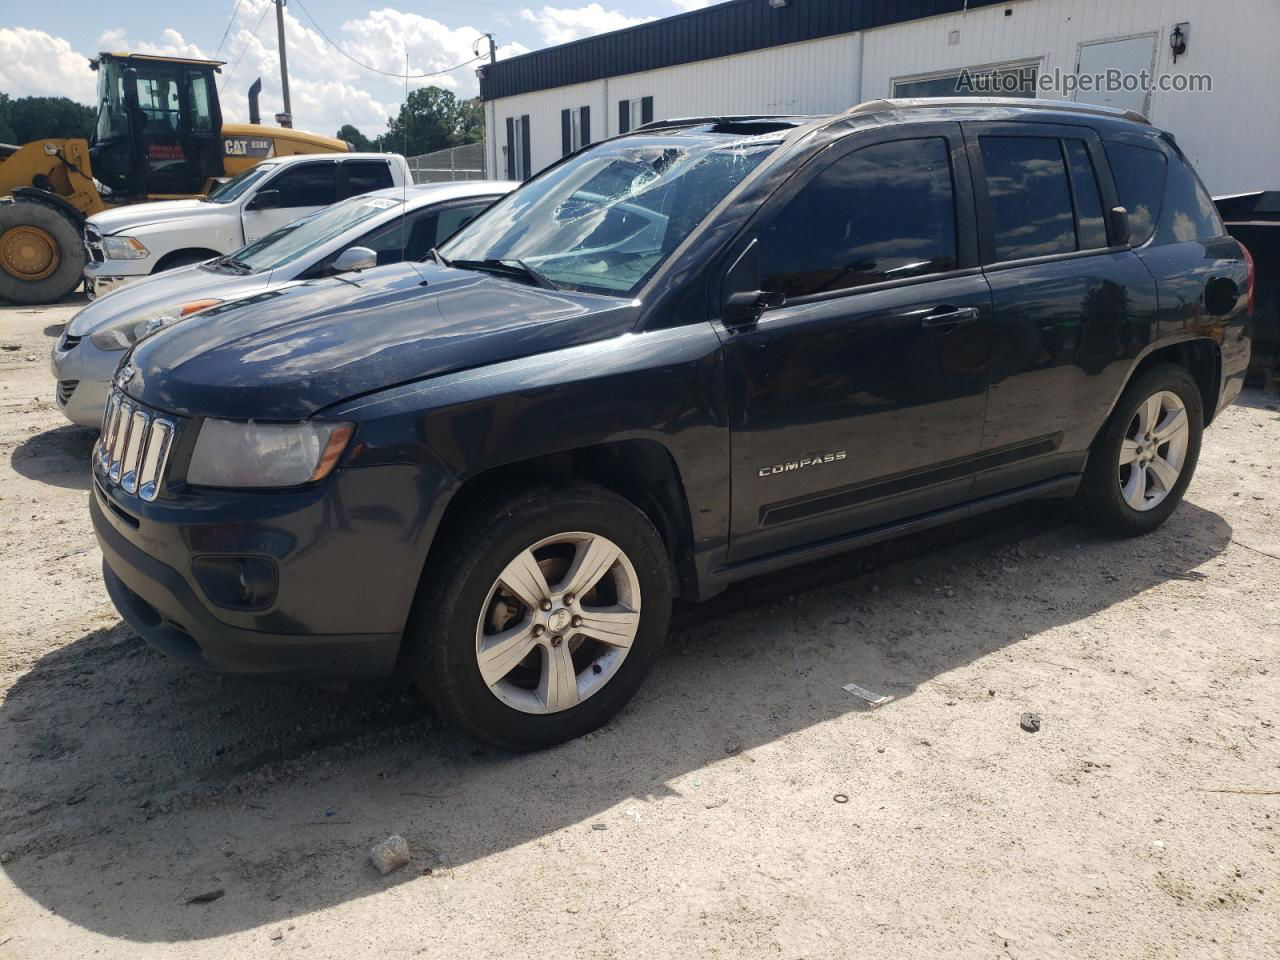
[92,98,1252,749]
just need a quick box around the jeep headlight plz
[101,235,149,260]
[187,419,354,488]
[89,299,223,351]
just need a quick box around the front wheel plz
[0,200,85,304]
[1076,363,1204,536]
[407,484,673,751]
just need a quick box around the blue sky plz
[0,0,711,136]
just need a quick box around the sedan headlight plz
[89,299,224,351]
[187,419,354,488]
[101,235,149,260]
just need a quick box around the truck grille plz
[96,390,176,502]
[56,380,78,405]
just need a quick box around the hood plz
[89,199,217,235]
[124,262,639,420]
[68,265,274,336]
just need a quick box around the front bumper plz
[82,256,151,301]
[90,468,430,681]
[50,332,116,427]
[83,273,140,300]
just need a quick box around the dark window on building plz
[980,136,1075,261]
[342,160,394,199]
[1154,150,1225,244]
[507,115,531,179]
[561,106,591,155]
[265,162,339,208]
[1104,142,1166,246]
[894,62,1037,99]
[617,96,653,134]
[759,137,958,299]
[1063,140,1108,250]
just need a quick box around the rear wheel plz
[1076,363,1203,536]
[0,201,85,304]
[407,485,673,750]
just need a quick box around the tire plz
[1076,363,1204,536]
[406,484,673,751]
[0,200,85,304]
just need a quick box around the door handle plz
[918,305,980,331]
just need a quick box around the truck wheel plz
[0,201,85,304]
[1076,363,1203,536]
[407,484,672,751]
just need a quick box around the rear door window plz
[979,136,1076,261]
[342,160,395,199]
[1103,142,1166,246]
[267,162,339,208]
[1063,140,1108,250]
[758,137,959,298]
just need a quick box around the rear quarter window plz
[1104,142,1165,246]
[1105,141,1225,246]
[1155,151,1226,243]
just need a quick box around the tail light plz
[1238,239,1255,317]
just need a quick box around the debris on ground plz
[842,681,892,706]
[369,835,410,876]
[184,889,225,905]
[1020,713,1042,733]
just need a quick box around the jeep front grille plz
[96,390,176,502]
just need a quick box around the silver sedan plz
[51,180,515,426]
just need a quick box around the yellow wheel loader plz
[0,52,347,304]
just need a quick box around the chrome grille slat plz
[95,388,175,502]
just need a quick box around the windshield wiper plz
[213,255,254,274]
[448,257,560,291]
[426,247,450,268]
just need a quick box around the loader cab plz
[90,53,225,200]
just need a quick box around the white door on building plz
[1074,34,1158,117]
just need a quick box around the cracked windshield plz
[440,134,779,295]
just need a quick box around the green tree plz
[0,93,15,144]
[385,86,472,157]
[335,123,374,151]
[5,96,95,142]
[457,97,484,145]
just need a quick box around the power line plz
[220,2,272,90]
[292,0,486,79]
[213,0,245,57]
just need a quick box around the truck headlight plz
[101,235,149,260]
[89,299,223,351]
[187,419,354,488]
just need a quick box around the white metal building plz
[478,0,1280,194]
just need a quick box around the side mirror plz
[725,289,786,323]
[247,188,281,211]
[1109,206,1132,246]
[332,246,377,273]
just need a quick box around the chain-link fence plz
[406,141,487,183]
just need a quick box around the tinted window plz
[343,160,394,199]
[189,73,215,132]
[1064,140,1108,250]
[1104,142,1166,246]
[1155,151,1225,244]
[434,202,490,245]
[980,136,1075,261]
[267,163,338,208]
[759,137,958,298]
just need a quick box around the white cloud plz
[2,3,532,141]
[519,4,655,46]
[669,0,717,10]
[0,27,97,104]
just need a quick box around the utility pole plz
[274,0,293,127]
[478,32,496,64]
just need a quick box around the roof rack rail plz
[843,96,1150,126]
[632,114,813,132]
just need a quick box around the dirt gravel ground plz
[1,298,1277,960]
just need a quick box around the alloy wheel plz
[1118,390,1190,512]
[475,532,641,714]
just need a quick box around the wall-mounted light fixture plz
[1170,22,1189,63]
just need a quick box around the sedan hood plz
[67,265,274,336]
[124,262,638,420]
[89,199,213,235]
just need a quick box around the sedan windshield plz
[440,133,778,295]
[218,194,403,274]
[205,163,278,204]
